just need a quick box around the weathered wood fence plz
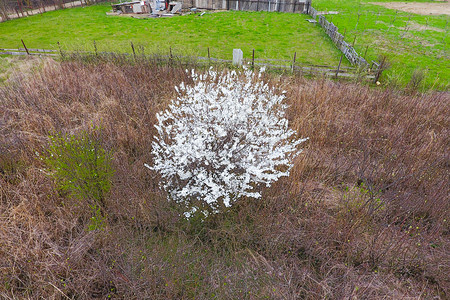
[189,0,311,13]
[0,0,108,22]
[307,6,368,67]
[227,0,309,13]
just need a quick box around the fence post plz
[291,51,296,72]
[21,39,30,55]
[131,42,136,61]
[94,40,98,56]
[232,49,243,67]
[335,54,343,79]
[363,45,369,60]
[208,47,210,63]
[373,56,386,84]
[252,49,255,69]
[57,41,64,59]
[355,13,360,30]
[18,0,24,17]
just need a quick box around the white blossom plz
[149,69,308,216]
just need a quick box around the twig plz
[48,282,72,300]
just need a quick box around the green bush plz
[43,128,114,230]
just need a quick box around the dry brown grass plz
[0,57,448,299]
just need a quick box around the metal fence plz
[0,45,377,81]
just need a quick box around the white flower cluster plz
[150,69,307,217]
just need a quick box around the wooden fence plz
[227,0,309,13]
[307,6,368,67]
[188,0,311,13]
[0,0,108,22]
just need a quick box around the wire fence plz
[0,44,379,81]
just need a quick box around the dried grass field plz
[0,57,448,298]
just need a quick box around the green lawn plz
[0,3,345,66]
[312,0,449,88]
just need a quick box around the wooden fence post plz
[355,13,360,30]
[291,51,296,72]
[352,35,357,47]
[208,47,210,63]
[94,40,98,56]
[373,56,386,84]
[17,0,24,17]
[131,42,136,61]
[57,41,64,59]
[21,39,30,55]
[363,45,369,60]
[252,49,255,69]
[335,54,343,79]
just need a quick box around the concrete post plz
[233,49,243,66]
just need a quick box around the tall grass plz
[0,57,448,298]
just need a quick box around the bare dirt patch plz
[408,21,445,32]
[369,2,450,15]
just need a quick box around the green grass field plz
[312,0,449,88]
[0,3,345,66]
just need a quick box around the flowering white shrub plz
[149,69,307,217]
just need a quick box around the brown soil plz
[369,1,450,15]
[408,21,445,32]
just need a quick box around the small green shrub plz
[43,127,114,230]
[342,182,384,213]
